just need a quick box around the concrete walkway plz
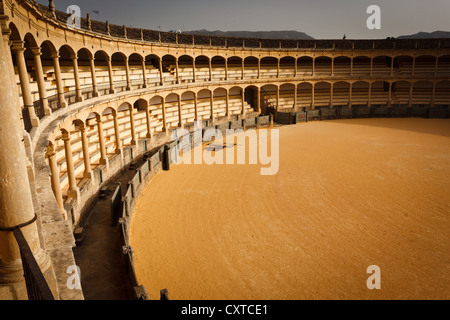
[73,168,138,300]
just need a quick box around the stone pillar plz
[159,58,164,85]
[112,112,122,154]
[241,88,246,115]
[208,58,212,81]
[257,59,261,79]
[125,57,131,91]
[412,57,416,76]
[312,58,315,76]
[311,84,315,109]
[78,124,92,179]
[241,59,244,80]
[225,90,230,117]
[257,87,261,113]
[142,58,148,88]
[12,41,39,127]
[161,99,167,131]
[294,58,298,77]
[192,59,196,83]
[106,56,115,94]
[349,84,353,107]
[330,83,334,107]
[370,57,373,76]
[210,92,214,123]
[368,82,373,107]
[390,57,394,76]
[331,58,334,76]
[51,52,68,108]
[71,53,84,102]
[45,145,66,217]
[431,82,436,107]
[350,57,354,76]
[31,47,51,116]
[129,105,137,145]
[434,57,439,76]
[225,59,228,81]
[96,116,108,165]
[293,85,297,110]
[277,59,280,78]
[178,95,183,128]
[175,58,180,84]
[387,82,392,107]
[145,105,153,139]
[409,83,413,107]
[89,57,99,97]
[0,36,51,283]
[276,86,280,111]
[61,131,79,199]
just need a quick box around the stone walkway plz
[72,168,138,300]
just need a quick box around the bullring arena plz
[0,0,449,300]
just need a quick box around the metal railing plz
[0,214,55,300]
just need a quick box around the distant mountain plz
[397,31,450,39]
[184,29,314,40]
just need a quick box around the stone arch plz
[314,56,332,76]
[280,56,296,77]
[297,56,313,76]
[334,56,352,75]
[211,56,226,81]
[244,56,259,79]
[227,56,243,80]
[260,57,278,78]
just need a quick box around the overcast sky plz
[42,0,450,39]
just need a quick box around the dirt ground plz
[130,118,450,300]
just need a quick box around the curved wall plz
[0,0,450,299]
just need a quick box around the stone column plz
[294,58,298,78]
[208,58,212,81]
[241,88,246,115]
[89,56,99,97]
[431,82,436,107]
[12,41,39,127]
[96,116,108,165]
[45,145,66,217]
[390,57,394,76]
[71,53,83,102]
[370,57,374,76]
[145,105,153,139]
[225,90,230,117]
[0,36,51,284]
[125,57,131,91]
[194,92,199,121]
[350,57,354,76]
[192,59,196,83]
[311,84,315,109]
[31,47,51,116]
[210,92,214,123]
[257,87,261,114]
[368,82,373,107]
[112,112,122,154]
[129,106,137,145]
[387,82,392,107]
[178,95,183,127]
[412,57,416,76]
[434,57,439,76]
[331,57,334,76]
[78,124,92,179]
[241,59,244,80]
[257,59,261,79]
[349,84,353,107]
[225,59,228,81]
[277,59,280,78]
[51,52,68,108]
[330,83,334,107]
[293,85,297,110]
[276,86,280,111]
[161,99,167,131]
[175,58,180,84]
[61,131,79,198]
[159,58,164,85]
[142,58,148,88]
[312,58,315,76]
[106,56,115,94]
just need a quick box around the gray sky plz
[44,0,450,39]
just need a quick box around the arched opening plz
[77,48,94,99]
[279,83,296,110]
[435,81,450,105]
[353,56,371,75]
[111,52,129,92]
[144,54,161,86]
[165,93,181,128]
[332,81,351,107]
[211,56,226,81]
[315,56,332,76]
[372,56,392,75]
[196,89,213,121]
[244,86,259,112]
[412,81,433,104]
[351,81,370,106]
[260,57,278,78]
[161,55,177,85]
[149,96,165,133]
[181,91,196,123]
[393,55,414,76]
[213,88,228,118]
[94,51,111,95]
[297,82,313,109]
[195,55,211,82]
[297,56,313,76]
[314,82,332,108]
[134,99,150,139]
[280,57,296,78]
[391,81,412,105]
[244,56,259,79]
[227,56,243,80]
[178,55,194,83]
[415,55,437,74]
[371,81,390,105]
[437,55,450,75]
[129,53,145,90]
[260,84,278,113]
[334,56,351,76]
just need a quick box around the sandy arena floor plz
[130,118,450,300]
